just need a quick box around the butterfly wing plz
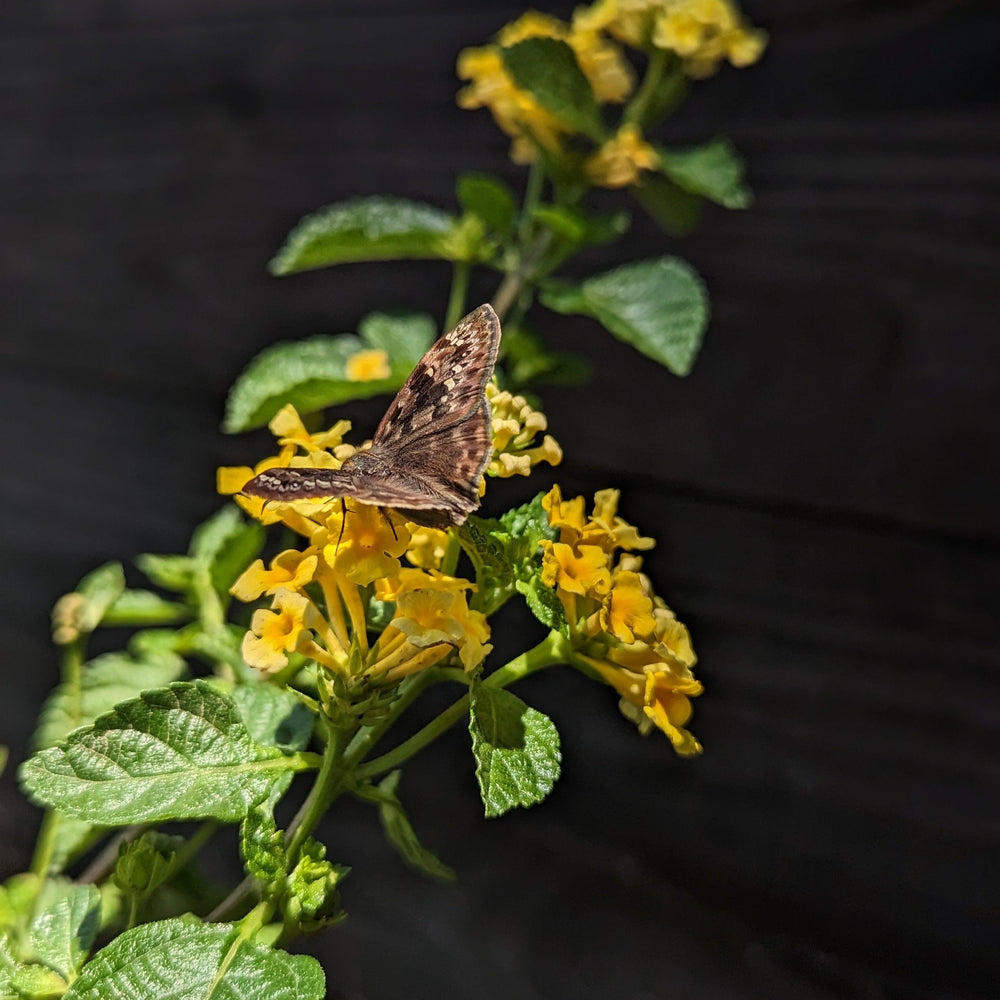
[372,304,500,449]
[240,304,501,527]
[240,466,356,501]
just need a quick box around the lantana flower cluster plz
[457,2,765,187]
[540,485,702,755]
[217,397,560,689]
[218,394,701,755]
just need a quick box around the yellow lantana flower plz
[405,526,452,570]
[541,542,612,598]
[231,550,318,602]
[486,384,563,477]
[390,587,492,672]
[345,349,391,382]
[584,123,659,188]
[575,0,766,77]
[242,589,321,674]
[323,503,411,586]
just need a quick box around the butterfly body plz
[241,304,501,529]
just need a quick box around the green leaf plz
[58,562,126,636]
[63,917,325,1000]
[45,816,104,877]
[357,311,436,368]
[269,196,459,275]
[101,589,190,628]
[374,772,455,881]
[501,323,589,389]
[24,885,100,982]
[658,138,751,209]
[530,205,629,248]
[223,333,396,432]
[540,256,709,376]
[232,684,314,752]
[469,682,561,818]
[8,961,67,998]
[20,681,305,825]
[514,577,568,636]
[456,173,518,236]
[113,832,185,898]
[631,173,703,237]
[463,493,562,631]
[501,38,603,140]
[135,554,194,594]
[240,801,287,883]
[34,650,188,751]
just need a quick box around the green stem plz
[29,811,60,879]
[623,48,669,127]
[445,260,471,331]
[284,716,354,863]
[340,669,436,770]
[353,631,569,782]
[518,157,545,245]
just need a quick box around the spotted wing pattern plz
[240,303,501,528]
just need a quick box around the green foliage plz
[469,681,561,818]
[457,172,518,237]
[658,137,751,209]
[541,256,709,375]
[34,650,187,751]
[463,493,565,634]
[113,833,185,899]
[269,196,460,274]
[100,590,190,628]
[501,322,590,388]
[372,772,455,882]
[284,841,347,931]
[223,310,435,432]
[62,918,325,1000]
[24,884,100,984]
[632,173,704,236]
[240,801,287,883]
[501,38,603,140]
[20,681,307,825]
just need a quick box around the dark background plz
[2,2,998,998]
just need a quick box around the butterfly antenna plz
[378,507,399,541]
[335,498,349,553]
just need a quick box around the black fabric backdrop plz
[1,2,997,998]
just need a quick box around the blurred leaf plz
[501,323,590,389]
[223,333,402,432]
[469,682,561,818]
[373,772,455,881]
[530,204,629,247]
[659,137,751,209]
[34,649,187,751]
[501,38,604,140]
[101,589,190,628]
[25,884,100,982]
[269,196,459,275]
[456,173,518,237]
[540,256,708,376]
[357,311,436,367]
[631,173,703,236]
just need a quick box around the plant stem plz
[284,716,354,864]
[445,260,471,331]
[623,47,669,127]
[353,631,569,782]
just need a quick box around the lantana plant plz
[3,2,764,997]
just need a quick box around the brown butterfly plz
[240,303,501,529]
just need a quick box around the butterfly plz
[240,303,501,529]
